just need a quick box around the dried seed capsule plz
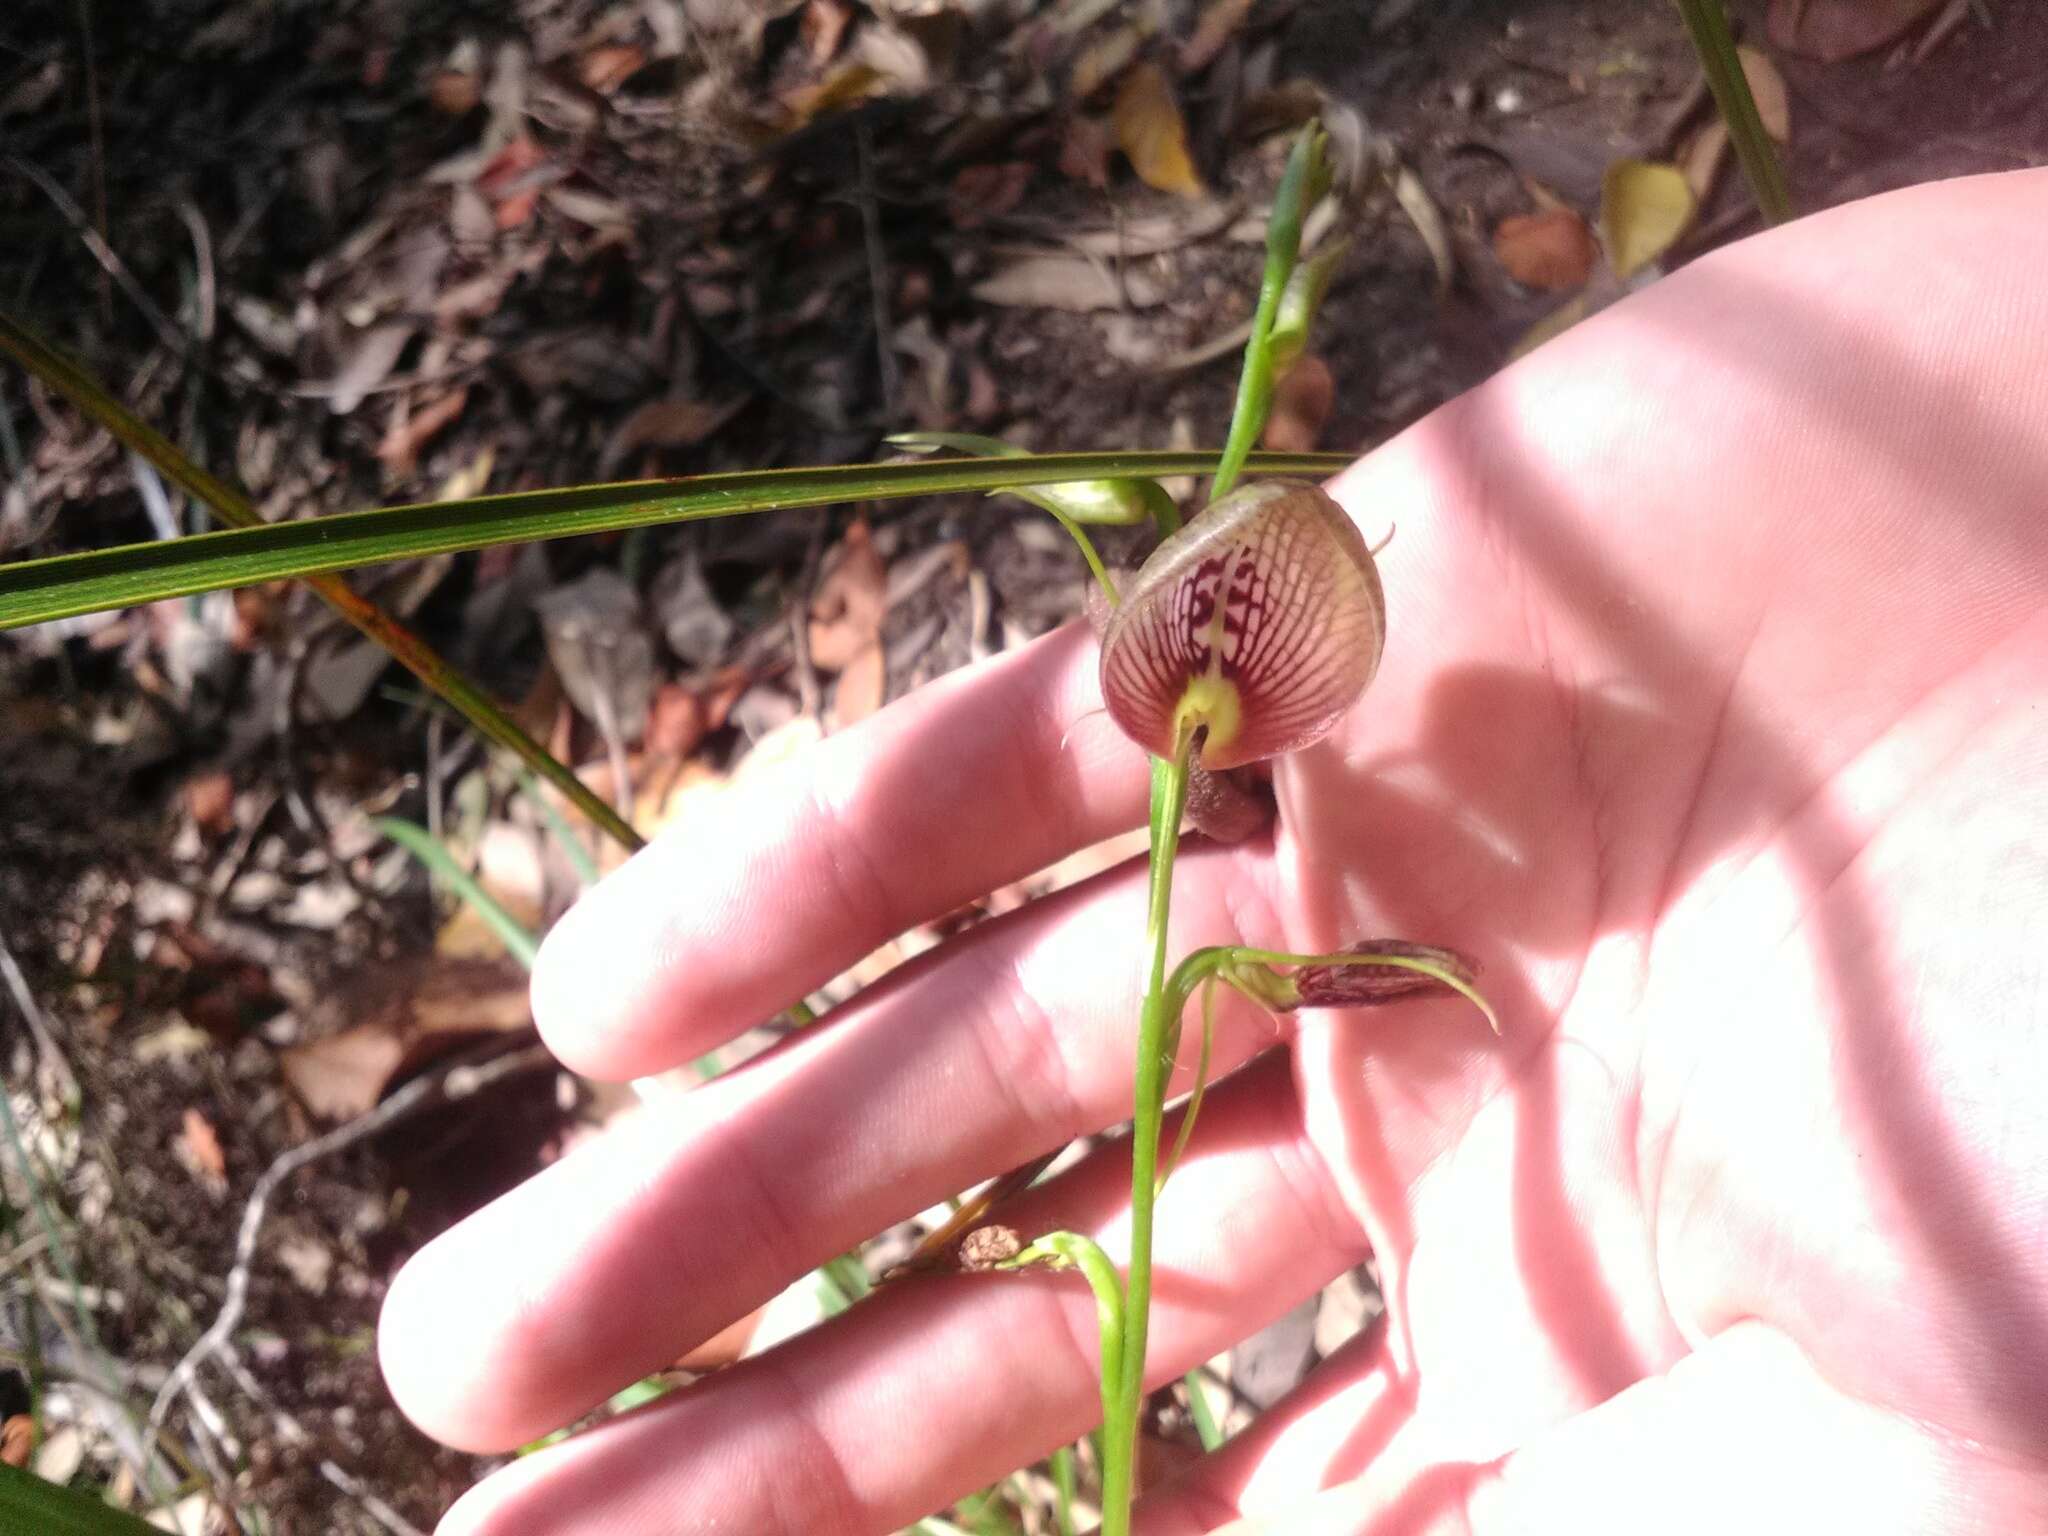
[1099,480,1384,769]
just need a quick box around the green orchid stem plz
[1212,127,1326,502]
[1046,504,1120,608]
[1103,729,1194,1536]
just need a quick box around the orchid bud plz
[1098,480,1384,770]
[1289,940,1481,1010]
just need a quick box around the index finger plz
[531,621,1149,1079]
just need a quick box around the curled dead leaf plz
[1493,208,1598,291]
[1262,354,1335,453]
[1767,0,1945,62]
[0,1415,31,1470]
[1390,163,1454,292]
[1113,62,1206,199]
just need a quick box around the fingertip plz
[377,1231,528,1455]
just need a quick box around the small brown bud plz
[1290,941,1481,1009]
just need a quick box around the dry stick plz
[0,931,80,1106]
[5,156,189,360]
[149,1042,557,1436]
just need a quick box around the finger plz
[1145,1322,2038,1536]
[431,1053,1367,1536]
[383,840,1296,1453]
[531,621,1149,1079]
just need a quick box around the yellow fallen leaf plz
[1736,44,1791,142]
[1113,63,1205,199]
[1600,159,1695,280]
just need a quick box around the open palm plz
[380,172,2048,1535]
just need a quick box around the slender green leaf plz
[1183,1368,1226,1452]
[373,816,541,969]
[1674,0,1792,224]
[0,309,643,854]
[0,452,1345,631]
[0,1464,163,1536]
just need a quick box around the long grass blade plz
[372,816,541,969]
[1673,0,1793,224]
[0,310,645,854]
[0,451,1348,630]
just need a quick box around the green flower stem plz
[1211,128,1327,502]
[1102,730,1194,1536]
[1674,0,1792,225]
[1006,1230,1126,1429]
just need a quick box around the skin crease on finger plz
[383,170,2048,1535]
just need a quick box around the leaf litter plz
[2,0,2041,1528]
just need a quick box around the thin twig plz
[0,930,80,1106]
[854,120,900,417]
[4,155,189,358]
[150,1042,556,1433]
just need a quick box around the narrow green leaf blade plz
[0,1464,164,1536]
[0,453,1348,631]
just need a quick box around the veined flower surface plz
[1099,480,1384,769]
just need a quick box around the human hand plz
[379,170,2048,1534]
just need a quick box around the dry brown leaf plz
[280,956,532,1119]
[177,1108,228,1193]
[0,1415,31,1470]
[1492,208,1597,291]
[1767,0,1944,61]
[600,396,750,476]
[1113,63,1206,199]
[1600,159,1695,280]
[947,161,1034,229]
[1262,354,1334,453]
[1737,44,1792,141]
[184,769,235,835]
[427,69,479,116]
[1059,113,1112,188]
[375,386,469,475]
[476,134,545,198]
[808,519,887,669]
[577,44,646,94]
[1179,0,1255,75]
